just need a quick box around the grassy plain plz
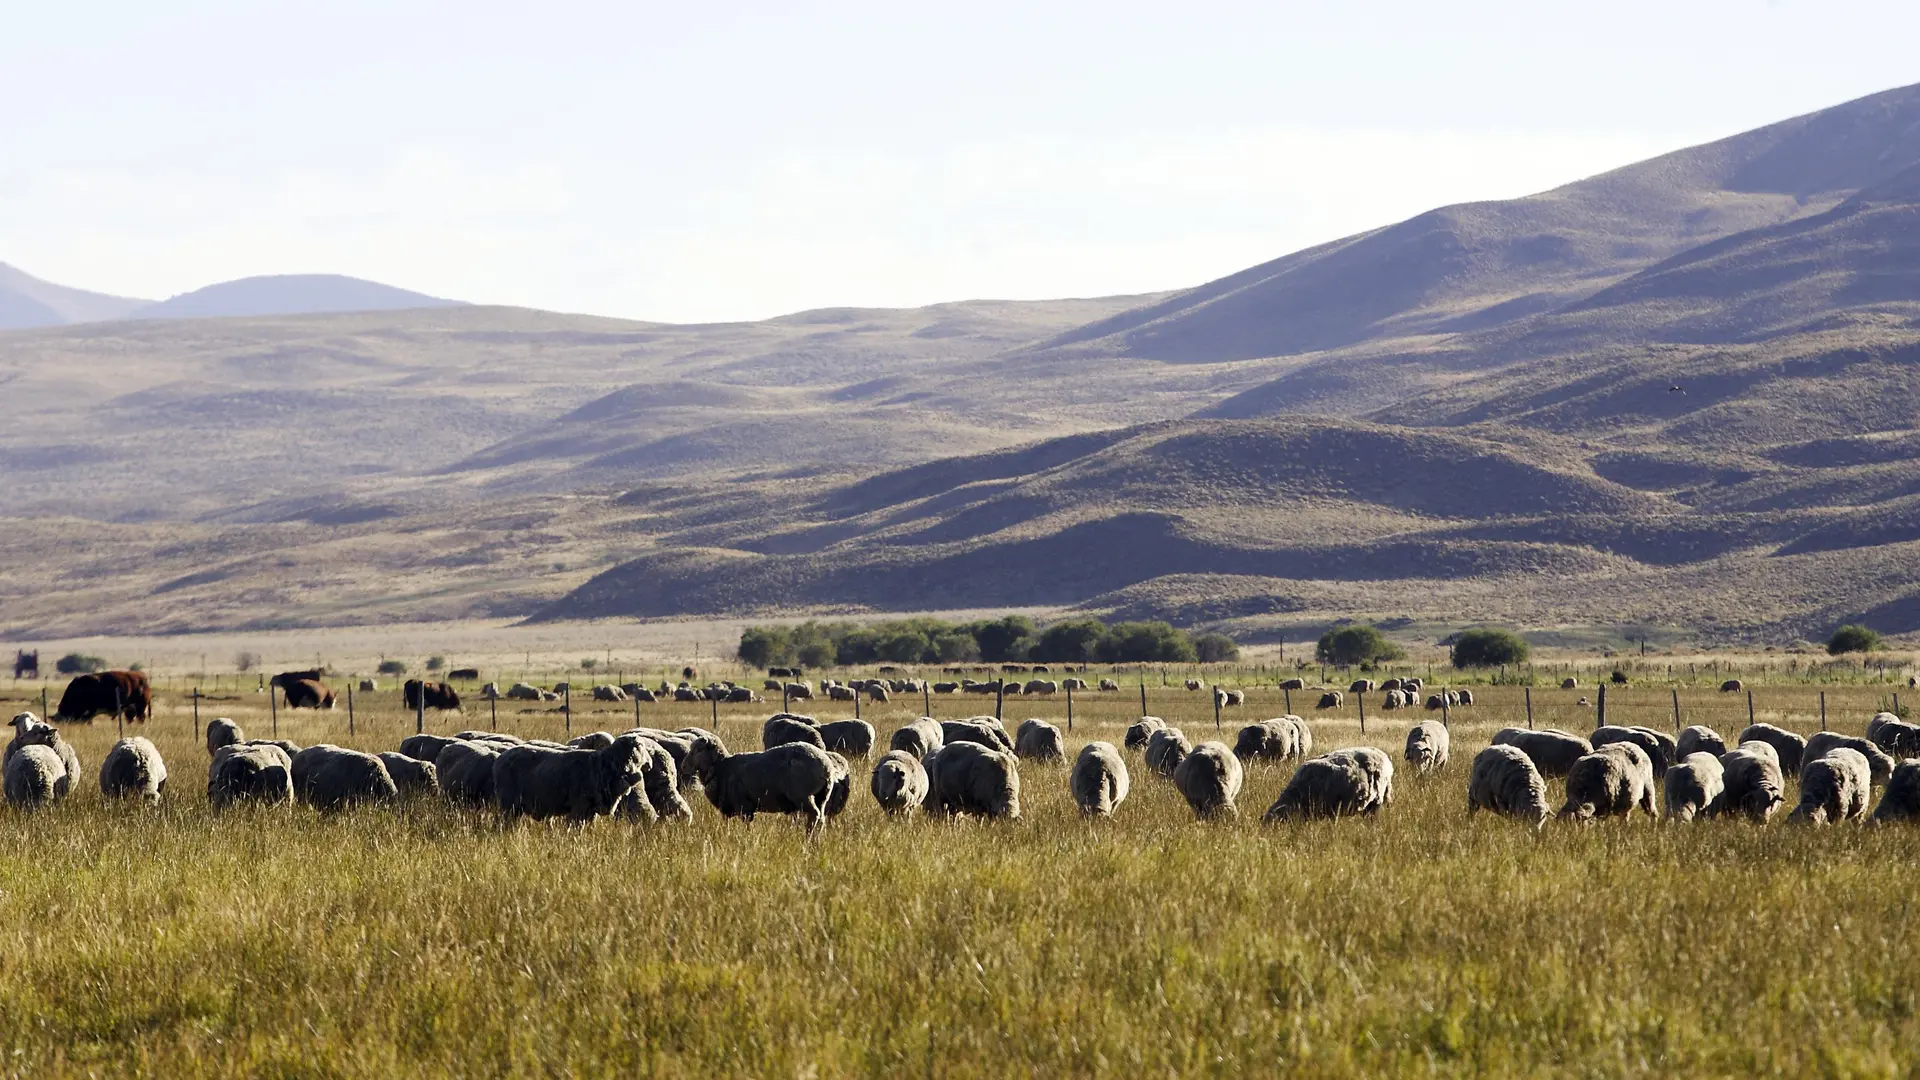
[1,665,1916,1078]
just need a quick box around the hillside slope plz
[130,274,464,319]
[0,262,150,329]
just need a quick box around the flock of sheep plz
[6,703,1919,828]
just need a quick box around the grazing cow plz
[53,671,151,724]
[280,678,336,710]
[402,680,462,712]
[13,650,38,680]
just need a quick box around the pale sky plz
[3,0,1918,323]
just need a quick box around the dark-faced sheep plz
[493,734,652,823]
[1173,741,1243,820]
[1736,724,1806,777]
[1233,719,1297,763]
[99,737,168,803]
[764,714,825,751]
[1317,691,1344,710]
[1561,677,1579,690]
[818,719,875,757]
[1676,726,1728,760]
[206,717,244,755]
[1791,747,1872,825]
[1720,679,1743,693]
[1070,742,1130,817]
[1872,761,1920,823]
[208,744,294,810]
[1013,719,1065,763]
[870,750,928,814]
[1185,679,1202,692]
[941,717,1013,754]
[888,719,944,761]
[1145,727,1191,779]
[1591,726,1671,779]
[684,737,845,830]
[1663,753,1724,822]
[1803,732,1895,784]
[1124,716,1166,751]
[1404,721,1449,774]
[1466,745,1550,825]
[1558,743,1658,822]
[1491,728,1593,779]
[1713,745,1785,823]
[924,741,1021,819]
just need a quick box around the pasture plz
[1,667,1917,1078]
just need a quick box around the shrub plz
[377,659,408,676]
[579,658,598,670]
[1031,620,1108,664]
[235,651,260,673]
[1193,633,1240,663]
[738,626,787,668]
[1098,622,1196,664]
[968,616,1036,663]
[1827,624,1881,655]
[1452,628,1529,669]
[1316,625,1403,667]
[54,653,107,675]
[427,656,446,671]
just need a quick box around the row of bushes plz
[1318,621,1887,669]
[738,616,1239,668]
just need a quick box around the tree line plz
[737,616,1240,669]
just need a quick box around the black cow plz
[12,650,37,679]
[54,670,151,723]
[403,680,462,712]
[447,668,481,681]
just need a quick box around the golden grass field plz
[1,664,1916,1078]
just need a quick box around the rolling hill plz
[129,274,463,320]
[0,263,149,330]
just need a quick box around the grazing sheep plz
[360,679,379,693]
[1803,732,1895,784]
[1561,677,1579,690]
[1720,679,1743,693]
[507,683,542,701]
[5,744,68,809]
[933,682,961,694]
[683,737,846,830]
[1280,678,1305,691]
[1791,748,1872,825]
[764,714,826,751]
[867,684,891,704]
[1013,719,1065,763]
[1404,721,1449,774]
[826,685,855,702]
[1558,743,1658,822]
[5,714,80,796]
[292,746,400,812]
[1173,742,1243,819]
[206,717,244,754]
[818,719,876,757]
[1490,728,1593,779]
[1736,723,1806,777]
[1467,745,1551,825]
[1591,726,1671,778]
[1380,690,1404,710]
[377,752,439,798]
[399,734,463,763]
[98,737,167,803]
[456,731,524,746]
[1712,745,1786,823]
[245,739,303,760]
[1233,719,1297,763]
[1866,712,1897,741]
[1349,679,1376,694]
[1676,726,1728,760]
[1286,716,1314,758]
[615,737,694,822]
[1455,689,1474,707]
[1123,716,1167,751]
[493,734,652,823]
[1869,717,1920,757]
[1663,753,1724,822]
[869,750,928,814]
[592,685,628,703]
[1401,678,1423,694]
[1264,748,1392,820]
[1224,689,1245,706]
[784,682,814,701]
[888,719,944,760]
[207,744,294,810]
[567,731,615,751]
[1070,742,1130,817]
[1185,679,1203,692]
[437,741,506,807]
[1145,727,1192,778]
[923,741,1021,819]
[1872,761,1920,823]
[940,717,1013,754]
[1023,679,1057,696]
[1098,679,1120,692]
[1317,691,1345,710]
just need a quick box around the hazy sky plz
[4,1,1918,323]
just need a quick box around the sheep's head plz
[9,711,43,735]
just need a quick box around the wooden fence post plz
[193,686,201,743]
[711,693,719,730]
[923,683,931,718]
[1283,686,1292,715]
[563,685,570,736]
[1066,683,1074,732]
[1358,691,1367,734]
[1139,681,1147,716]
[1524,686,1533,729]
[995,680,1004,722]
[270,682,278,738]
[349,683,356,736]
[40,687,47,719]
[1213,686,1221,732]
[1671,687,1680,730]
[1596,685,1606,730]
[1820,690,1827,732]
[1747,689,1755,729]
[115,685,124,739]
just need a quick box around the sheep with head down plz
[1233,719,1297,764]
[1264,747,1393,821]
[1173,742,1242,820]
[1736,724,1805,777]
[436,740,506,807]
[292,745,400,812]
[1071,742,1130,817]
[1803,732,1895,785]
[1663,753,1724,822]
[1676,726,1728,760]
[1558,743,1657,822]
[6,713,80,798]
[1013,719,1065,763]
[924,741,1020,820]
[208,744,294,810]
[888,719,943,761]
[1404,721,1449,774]
[1124,716,1167,752]
[819,719,875,758]
[1491,728,1591,779]
[5,743,69,810]
[1467,745,1550,825]
[1590,726,1670,779]
[1791,747,1872,825]
[493,733,653,823]
[399,733,463,764]
[376,752,439,799]
[612,736,694,822]
[1867,715,1920,758]
[1144,727,1191,779]
[1872,761,1920,823]
[206,717,244,755]
[941,717,1013,755]
[1712,744,1785,823]
[684,736,847,831]
[870,750,928,814]
[99,737,168,804]
[763,714,825,751]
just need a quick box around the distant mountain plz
[129,274,463,320]
[0,262,150,330]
